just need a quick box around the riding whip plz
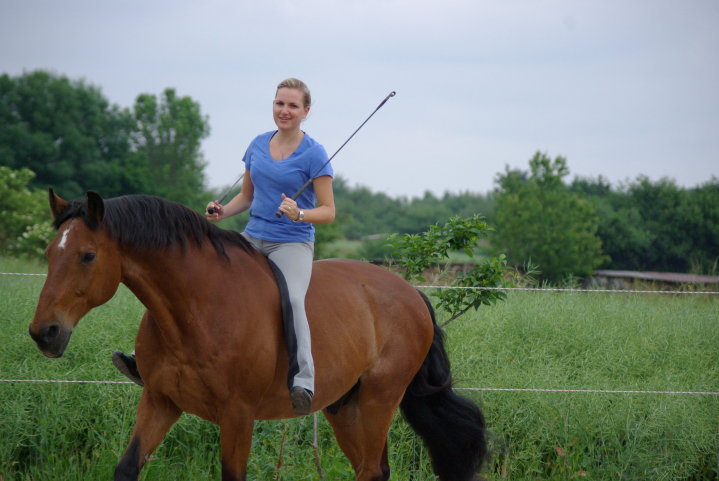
[207,174,244,214]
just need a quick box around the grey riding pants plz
[241,232,315,394]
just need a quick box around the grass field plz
[1,256,717,480]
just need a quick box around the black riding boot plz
[112,351,144,387]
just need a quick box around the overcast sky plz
[1,0,717,198]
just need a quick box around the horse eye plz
[81,252,96,263]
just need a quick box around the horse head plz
[29,189,122,357]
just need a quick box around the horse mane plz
[53,194,254,258]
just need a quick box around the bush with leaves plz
[387,214,508,325]
[0,166,54,258]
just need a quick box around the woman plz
[113,78,335,415]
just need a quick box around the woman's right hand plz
[206,201,224,222]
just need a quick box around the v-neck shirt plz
[242,130,333,242]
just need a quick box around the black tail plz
[400,290,487,481]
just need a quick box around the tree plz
[572,175,719,274]
[571,176,653,271]
[0,71,143,199]
[131,88,210,208]
[624,177,719,273]
[493,152,606,282]
[0,166,54,257]
[332,176,496,240]
[680,179,719,273]
[0,72,212,208]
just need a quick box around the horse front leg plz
[219,417,255,481]
[114,390,181,481]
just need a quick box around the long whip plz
[207,174,244,214]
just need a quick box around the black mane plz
[53,194,253,258]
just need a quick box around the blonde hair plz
[276,78,312,108]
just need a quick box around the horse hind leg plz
[323,390,396,481]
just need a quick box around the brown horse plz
[29,190,487,481]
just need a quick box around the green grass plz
[443,291,719,480]
[1,257,717,480]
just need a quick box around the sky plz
[1,0,717,199]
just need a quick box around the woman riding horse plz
[113,78,334,415]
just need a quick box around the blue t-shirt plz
[243,131,333,242]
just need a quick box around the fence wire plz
[1,378,717,396]
[4,272,719,294]
[3,271,717,396]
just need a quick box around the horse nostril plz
[30,324,58,345]
[29,322,71,357]
[43,324,60,341]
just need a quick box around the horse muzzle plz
[28,323,73,358]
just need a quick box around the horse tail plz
[400,289,487,481]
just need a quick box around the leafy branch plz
[387,214,509,326]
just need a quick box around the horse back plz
[307,259,434,399]
[309,258,432,338]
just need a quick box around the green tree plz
[0,166,54,257]
[333,176,496,239]
[680,178,719,273]
[131,88,210,208]
[0,71,144,199]
[494,152,606,282]
[625,177,687,271]
[333,177,402,238]
[313,221,344,259]
[572,176,719,274]
[624,177,718,273]
[571,176,653,271]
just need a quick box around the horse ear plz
[48,188,70,220]
[86,191,105,225]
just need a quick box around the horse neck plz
[119,242,272,351]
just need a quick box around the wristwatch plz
[294,209,305,222]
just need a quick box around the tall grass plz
[1,257,717,480]
[443,291,719,480]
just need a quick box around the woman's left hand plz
[279,194,300,221]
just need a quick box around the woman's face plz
[273,88,309,132]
